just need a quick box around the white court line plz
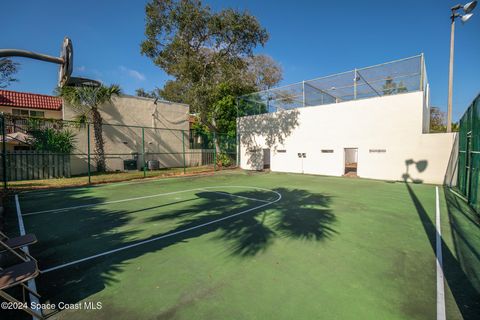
[23,189,204,216]
[435,186,446,320]
[40,187,281,273]
[200,189,271,203]
[23,186,272,217]
[15,195,41,320]
[20,169,240,197]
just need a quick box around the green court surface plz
[5,171,480,319]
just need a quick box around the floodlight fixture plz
[446,1,477,132]
[463,1,477,13]
[461,13,474,22]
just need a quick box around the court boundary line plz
[14,195,41,319]
[199,189,270,203]
[40,187,281,273]
[22,186,272,216]
[19,169,241,197]
[435,186,446,320]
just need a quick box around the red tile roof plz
[0,89,62,111]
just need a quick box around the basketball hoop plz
[58,37,73,87]
[0,37,100,88]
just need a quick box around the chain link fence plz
[0,114,237,189]
[238,55,425,115]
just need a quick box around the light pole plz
[447,1,477,132]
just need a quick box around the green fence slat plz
[458,94,480,214]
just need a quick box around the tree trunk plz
[214,135,221,154]
[205,122,221,154]
[92,108,106,172]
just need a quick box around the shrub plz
[27,127,77,153]
[217,153,234,167]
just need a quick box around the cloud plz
[76,66,86,72]
[119,66,146,81]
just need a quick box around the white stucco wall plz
[238,91,455,184]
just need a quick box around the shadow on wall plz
[402,159,428,184]
[238,109,300,169]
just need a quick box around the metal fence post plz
[1,113,7,190]
[236,99,240,167]
[87,123,91,184]
[354,68,357,100]
[302,81,306,107]
[142,127,146,178]
[236,131,240,168]
[213,132,217,171]
[182,130,186,174]
[420,53,424,91]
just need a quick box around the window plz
[12,109,45,118]
[321,149,334,153]
[12,109,29,116]
[30,111,45,118]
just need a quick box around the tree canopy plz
[0,58,19,88]
[140,0,281,136]
[430,106,458,133]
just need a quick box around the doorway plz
[344,148,358,176]
[263,148,271,169]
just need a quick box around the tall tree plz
[140,0,274,147]
[244,55,282,90]
[58,85,121,172]
[430,106,446,133]
[430,106,458,132]
[382,77,408,95]
[0,58,19,88]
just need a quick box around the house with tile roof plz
[0,89,63,151]
[0,89,63,119]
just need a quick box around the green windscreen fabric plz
[457,94,480,213]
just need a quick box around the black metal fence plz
[0,114,237,189]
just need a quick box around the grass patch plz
[5,165,236,190]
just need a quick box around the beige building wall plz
[63,95,195,175]
[238,91,455,184]
[0,105,62,119]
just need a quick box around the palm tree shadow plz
[9,187,337,317]
[212,189,336,256]
[274,192,336,241]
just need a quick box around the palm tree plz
[58,84,121,172]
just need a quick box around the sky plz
[2,0,479,121]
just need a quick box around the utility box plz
[147,160,160,170]
[123,159,137,171]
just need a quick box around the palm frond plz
[57,84,122,110]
